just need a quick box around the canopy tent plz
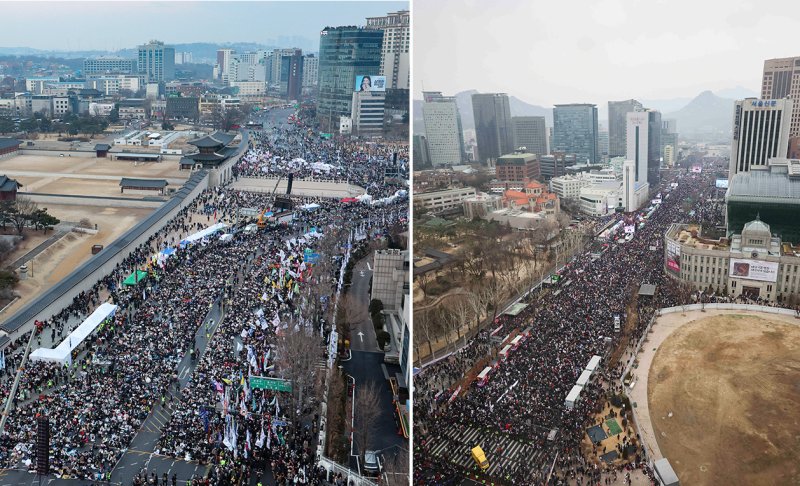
[156,247,176,267]
[123,270,148,286]
[30,303,118,366]
[181,222,229,246]
[299,203,321,211]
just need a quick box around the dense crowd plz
[414,169,725,485]
[0,109,408,485]
[234,117,408,200]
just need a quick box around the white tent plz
[585,355,602,374]
[565,384,583,409]
[299,203,321,211]
[30,303,118,366]
[576,369,593,387]
[183,223,229,244]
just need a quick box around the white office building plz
[371,249,409,312]
[579,182,622,217]
[302,54,319,88]
[729,98,793,177]
[414,187,477,212]
[351,91,386,135]
[550,174,591,199]
[626,111,650,185]
[422,91,465,166]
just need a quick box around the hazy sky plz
[0,1,406,52]
[414,0,800,106]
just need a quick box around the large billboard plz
[729,258,778,283]
[355,75,386,92]
[666,239,681,274]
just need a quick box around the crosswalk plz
[426,425,551,480]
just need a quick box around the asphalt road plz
[348,256,380,353]
[343,350,405,477]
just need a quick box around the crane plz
[257,174,283,229]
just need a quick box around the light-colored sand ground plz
[630,310,800,486]
[0,205,154,321]
[0,154,189,180]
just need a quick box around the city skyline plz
[0,1,406,53]
[414,0,800,106]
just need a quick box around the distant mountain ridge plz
[665,90,737,136]
[415,88,754,137]
[0,42,286,63]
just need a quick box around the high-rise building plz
[302,54,319,88]
[511,116,547,156]
[317,27,383,132]
[138,40,175,82]
[83,57,137,76]
[608,99,643,157]
[553,103,598,164]
[539,152,577,181]
[729,98,793,177]
[421,91,464,166]
[174,52,192,65]
[351,91,385,134]
[472,93,514,165]
[274,49,303,100]
[598,130,609,159]
[365,10,409,90]
[761,56,800,157]
[495,152,539,182]
[663,145,675,167]
[216,49,235,81]
[626,109,662,186]
[413,135,431,169]
[661,118,678,166]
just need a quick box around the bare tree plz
[413,308,436,363]
[275,323,323,418]
[7,197,38,236]
[353,380,382,457]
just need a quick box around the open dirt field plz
[648,314,800,486]
[0,154,188,180]
[0,205,154,321]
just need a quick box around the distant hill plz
[0,42,280,64]
[415,88,752,137]
[414,90,552,135]
[665,90,735,136]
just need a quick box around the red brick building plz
[496,151,539,182]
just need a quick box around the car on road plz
[363,450,382,474]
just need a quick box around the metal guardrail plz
[318,455,379,486]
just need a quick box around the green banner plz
[249,376,292,392]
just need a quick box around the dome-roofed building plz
[664,217,800,303]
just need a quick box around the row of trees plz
[0,112,108,137]
[413,218,591,363]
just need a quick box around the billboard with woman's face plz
[355,75,386,92]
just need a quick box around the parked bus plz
[476,366,492,387]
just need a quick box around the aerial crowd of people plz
[0,107,408,485]
[414,166,735,485]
